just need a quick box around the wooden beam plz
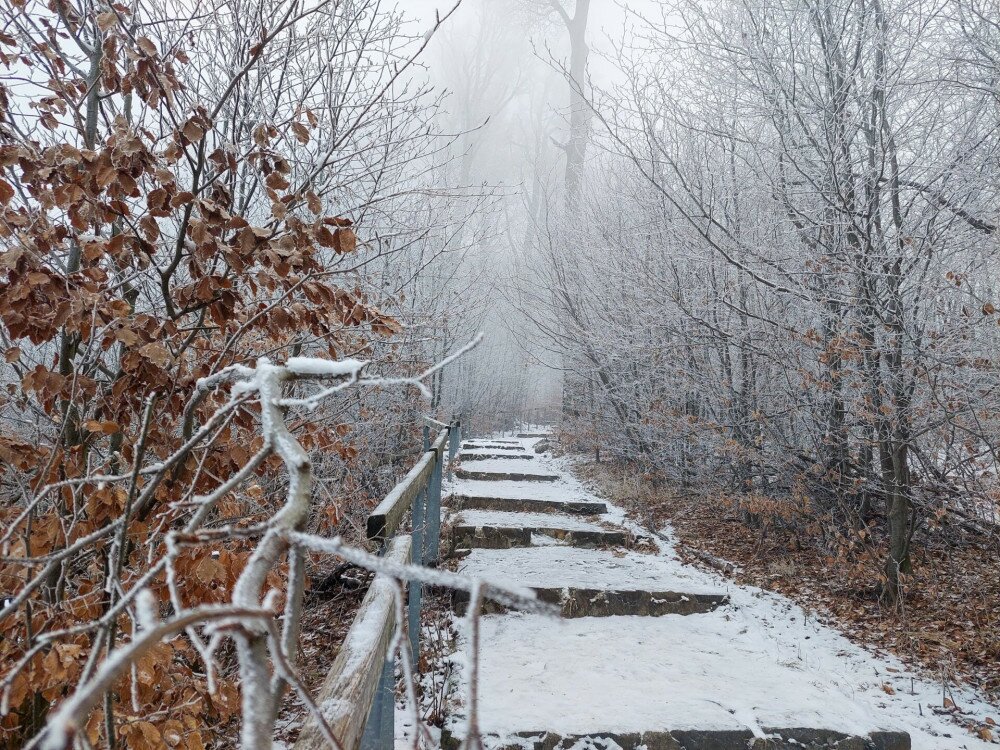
[366,429,448,543]
[430,428,448,456]
[367,451,435,542]
[294,536,412,750]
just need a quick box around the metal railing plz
[295,418,461,750]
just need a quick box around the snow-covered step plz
[459,457,549,472]
[462,442,523,450]
[450,510,631,551]
[453,547,728,617]
[455,469,560,482]
[460,452,537,461]
[450,479,578,499]
[460,447,528,454]
[450,494,608,516]
[443,612,910,750]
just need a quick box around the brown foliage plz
[0,2,413,746]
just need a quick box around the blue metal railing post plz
[360,657,394,750]
[378,656,393,748]
[447,420,460,479]
[408,479,425,669]
[426,448,442,564]
[406,426,430,668]
[362,527,395,750]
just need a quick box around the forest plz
[0,0,998,748]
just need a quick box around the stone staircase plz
[439,435,911,750]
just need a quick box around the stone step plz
[518,432,549,438]
[462,444,525,451]
[443,728,909,750]
[460,452,537,461]
[455,469,559,482]
[443,612,912,750]
[455,547,727,618]
[452,524,630,551]
[453,586,729,617]
[449,495,608,515]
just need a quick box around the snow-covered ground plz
[432,435,1000,750]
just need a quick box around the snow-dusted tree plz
[525,0,1000,603]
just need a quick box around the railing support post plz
[360,656,394,750]
[408,484,424,668]
[447,420,460,479]
[426,449,442,564]
[406,426,431,669]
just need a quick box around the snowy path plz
[431,433,998,750]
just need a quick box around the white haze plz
[401,0,664,427]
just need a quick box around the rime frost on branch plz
[28,342,504,750]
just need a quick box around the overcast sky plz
[407,0,658,85]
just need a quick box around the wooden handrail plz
[298,419,457,750]
[365,427,449,543]
[293,536,412,750]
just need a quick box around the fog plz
[399,0,664,426]
[4,0,1000,745]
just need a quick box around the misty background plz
[401,0,658,428]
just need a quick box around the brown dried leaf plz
[306,192,321,215]
[97,11,117,30]
[0,177,14,205]
[332,227,356,254]
[291,122,310,144]
[182,118,205,143]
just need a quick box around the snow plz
[453,510,607,532]
[284,356,366,377]
[458,458,547,474]
[433,434,1000,750]
[463,612,864,735]
[457,546,722,594]
[449,580,1000,749]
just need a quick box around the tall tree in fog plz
[548,0,592,212]
[517,0,593,210]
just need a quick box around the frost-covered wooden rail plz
[294,419,461,750]
[22,349,481,750]
[294,537,412,750]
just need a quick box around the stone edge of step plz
[455,469,560,482]
[452,587,730,618]
[442,727,910,750]
[448,495,609,515]
[450,524,632,551]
